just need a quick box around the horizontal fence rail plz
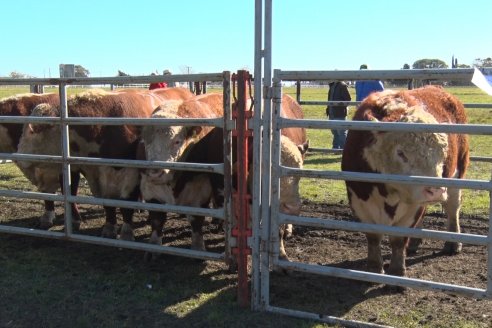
[0,72,226,86]
[299,100,492,109]
[276,68,476,81]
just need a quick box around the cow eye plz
[397,149,408,163]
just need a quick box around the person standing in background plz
[326,81,351,149]
[355,64,384,101]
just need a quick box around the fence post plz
[231,70,253,307]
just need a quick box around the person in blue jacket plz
[355,64,384,101]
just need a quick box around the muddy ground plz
[0,198,491,327]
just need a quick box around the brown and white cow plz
[141,119,303,258]
[16,87,194,237]
[140,92,307,255]
[139,92,224,249]
[0,93,83,227]
[341,85,469,277]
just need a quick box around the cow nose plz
[146,168,174,185]
[424,186,447,202]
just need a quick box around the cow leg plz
[366,233,384,274]
[387,236,408,277]
[189,215,206,251]
[279,224,289,260]
[101,206,118,239]
[442,188,463,255]
[120,207,135,241]
[148,210,166,246]
[144,209,166,261]
[68,172,82,230]
[39,200,56,229]
[119,189,139,241]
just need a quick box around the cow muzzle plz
[145,169,173,184]
[423,186,448,202]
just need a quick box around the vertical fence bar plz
[259,0,273,311]
[232,70,253,307]
[222,71,233,268]
[269,71,282,263]
[252,0,264,310]
[488,173,492,298]
[59,83,73,237]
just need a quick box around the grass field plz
[0,85,491,327]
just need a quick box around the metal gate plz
[0,72,235,263]
[252,0,492,326]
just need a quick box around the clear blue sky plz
[1,0,491,78]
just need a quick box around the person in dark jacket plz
[326,81,351,149]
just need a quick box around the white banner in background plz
[471,68,492,96]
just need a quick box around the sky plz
[1,0,491,78]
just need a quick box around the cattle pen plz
[1,1,492,328]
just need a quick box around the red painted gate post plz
[231,70,253,307]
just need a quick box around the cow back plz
[280,94,308,154]
[0,93,59,152]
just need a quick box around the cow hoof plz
[443,241,462,255]
[119,223,135,241]
[39,211,56,229]
[367,263,384,275]
[386,267,406,277]
[407,237,423,255]
[72,220,81,232]
[39,220,54,230]
[191,236,206,251]
[101,223,118,239]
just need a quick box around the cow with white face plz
[342,86,469,277]
[16,87,194,238]
[140,93,224,249]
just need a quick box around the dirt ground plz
[1,197,491,327]
[271,201,491,327]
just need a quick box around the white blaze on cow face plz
[140,102,201,203]
[363,105,449,204]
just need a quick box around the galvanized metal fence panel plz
[258,68,492,327]
[0,72,233,262]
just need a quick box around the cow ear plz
[188,126,202,139]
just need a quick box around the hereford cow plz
[16,87,194,237]
[139,93,224,249]
[341,85,469,277]
[142,122,303,257]
[0,93,83,227]
[140,93,307,255]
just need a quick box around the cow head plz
[27,103,60,134]
[141,104,202,187]
[363,105,449,204]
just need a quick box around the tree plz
[74,65,90,77]
[117,70,130,76]
[9,71,32,78]
[473,57,492,68]
[402,63,410,69]
[412,59,448,69]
